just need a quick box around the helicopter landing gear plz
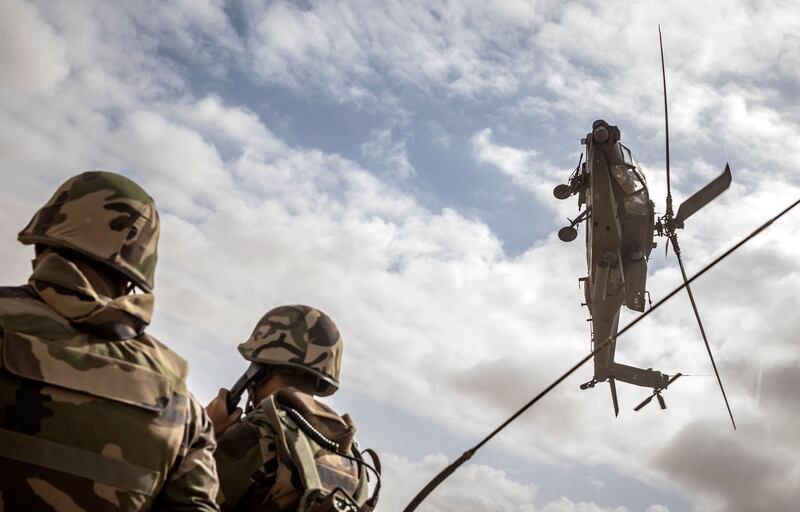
[553,184,572,200]
[558,226,578,242]
[557,207,590,242]
[579,378,597,390]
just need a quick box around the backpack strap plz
[260,395,325,507]
[285,423,326,509]
[260,394,293,464]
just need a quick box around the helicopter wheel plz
[558,226,578,242]
[553,184,571,200]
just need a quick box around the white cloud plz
[380,453,538,512]
[470,128,541,192]
[0,0,70,94]
[469,128,581,226]
[540,499,627,512]
[243,0,543,102]
[380,452,642,512]
[360,128,416,179]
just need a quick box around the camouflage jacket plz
[0,252,219,511]
[214,388,366,512]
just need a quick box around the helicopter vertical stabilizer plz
[609,378,619,417]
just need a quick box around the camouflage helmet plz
[238,305,343,396]
[18,171,160,292]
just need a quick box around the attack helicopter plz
[552,30,735,424]
[402,27,800,510]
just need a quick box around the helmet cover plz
[238,305,343,396]
[18,171,159,291]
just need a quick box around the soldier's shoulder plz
[135,331,189,385]
[0,284,190,408]
[217,417,267,457]
[239,400,281,434]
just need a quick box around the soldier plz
[206,305,380,512]
[0,171,219,510]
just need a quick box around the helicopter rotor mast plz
[656,26,736,429]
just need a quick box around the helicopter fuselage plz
[557,120,669,393]
[584,123,656,380]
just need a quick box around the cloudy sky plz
[2,1,799,510]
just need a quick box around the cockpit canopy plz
[612,144,649,215]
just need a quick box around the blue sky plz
[2,1,800,511]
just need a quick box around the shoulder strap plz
[260,395,293,463]
[259,395,326,509]
[286,424,325,509]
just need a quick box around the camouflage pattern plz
[214,388,363,512]
[28,251,154,340]
[18,171,160,292]
[238,306,343,397]
[0,172,219,511]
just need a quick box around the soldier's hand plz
[206,388,242,437]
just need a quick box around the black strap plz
[359,448,381,509]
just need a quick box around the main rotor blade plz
[675,164,733,226]
[657,394,667,410]
[671,238,737,429]
[659,25,672,207]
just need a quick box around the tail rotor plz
[634,373,682,412]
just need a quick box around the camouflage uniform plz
[214,306,375,512]
[0,172,219,511]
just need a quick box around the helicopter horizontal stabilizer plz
[674,164,732,227]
